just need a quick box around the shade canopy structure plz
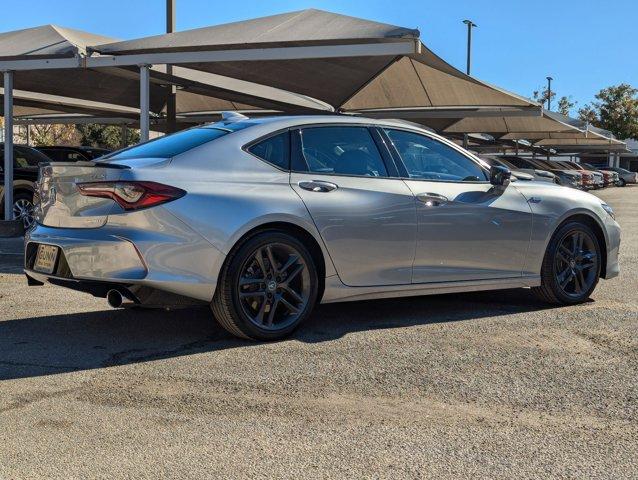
[0,24,331,115]
[417,108,624,151]
[91,9,541,116]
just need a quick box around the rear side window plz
[247,131,289,170]
[294,126,388,177]
[105,128,229,160]
[385,129,487,182]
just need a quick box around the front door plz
[290,125,417,287]
[382,128,533,283]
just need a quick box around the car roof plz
[207,114,437,132]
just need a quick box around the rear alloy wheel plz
[533,221,601,304]
[212,231,318,340]
[12,193,35,229]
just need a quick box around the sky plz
[2,0,636,115]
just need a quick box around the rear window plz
[104,128,229,160]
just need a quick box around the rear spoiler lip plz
[39,161,131,170]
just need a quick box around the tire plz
[619,179,626,187]
[532,221,601,305]
[211,230,319,340]
[12,191,35,229]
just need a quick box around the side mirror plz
[490,165,511,187]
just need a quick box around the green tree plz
[76,124,140,150]
[577,84,638,139]
[577,104,599,125]
[17,124,82,146]
[532,87,556,110]
[592,84,638,140]
[557,96,576,116]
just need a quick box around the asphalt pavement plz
[0,187,636,479]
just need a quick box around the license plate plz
[34,244,59,274]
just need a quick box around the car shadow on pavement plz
[0,288,555,381]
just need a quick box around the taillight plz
[77,181,185,210]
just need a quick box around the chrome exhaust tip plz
[106,289,137,309]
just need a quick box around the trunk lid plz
[36,161,128,228]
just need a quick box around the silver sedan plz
[25,115,621,340]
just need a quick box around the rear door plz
[290,125,417,287]
[381,128,533,284]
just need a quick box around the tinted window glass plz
[503,157,534,169]
[296,126,387,177]
[529,159,554,170]
[105,128,229,160]
[38,149,63,162]
[248,132,289,170]
[385,129,486,182]
[8,147,50,168]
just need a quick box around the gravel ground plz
[0,187,636,479]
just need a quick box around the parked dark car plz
[0,144,52,228]
[36,146,111,162]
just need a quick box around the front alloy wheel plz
[533,221,601,304]
[553,229,599,299]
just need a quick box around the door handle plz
[298,180,339,193]
[416,193,448,206]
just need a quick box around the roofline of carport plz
[1,87,140,116]
[350,105,543,119]
[0,41,420,71]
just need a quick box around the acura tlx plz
[24,113,621,340]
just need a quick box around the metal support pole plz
[120,124,128,148]
[166,0,177,134]
[462,20,476,151]
[515,141,519,156]
[139,65,150,143]
[546,76,553,111]
[3,70,14,221]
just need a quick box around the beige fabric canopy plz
[0,24,329,116]
[92,9,540,113]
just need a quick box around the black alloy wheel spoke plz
[237,243,310,330]
[555,230,598,297]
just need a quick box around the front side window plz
[385,129,487,182]
[296,126,388,177]
[247,131,289,170]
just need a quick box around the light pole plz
[546,76,553,111]
[462,20,477,75]
[462,20,477,149]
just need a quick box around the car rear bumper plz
[25,209,226,302]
